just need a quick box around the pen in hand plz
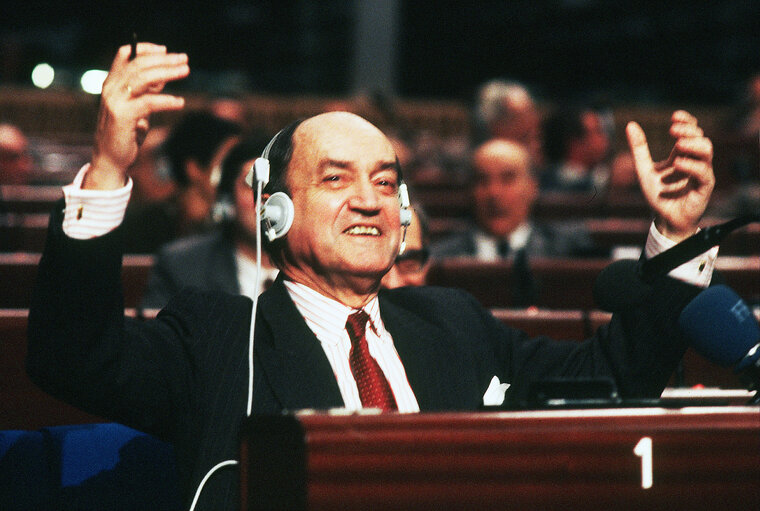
[129,32,137,61]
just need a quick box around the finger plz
[626,121,655,177]
[670,122,703,139]
[658,172,691,195]
[671,110,698,125]
[134,94,186,116]
[672,156,713,181]
[674,136,713,162]
[130,51,188,72]
[105,51,185,99]
[135,118,150,147]
[116,43,167,63]
[127,61,190,96]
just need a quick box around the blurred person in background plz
[140,136,277,309]
[162,110,242,235]
[473,80,543,169]
[710,73,760,216]
[0,122,33,185]
[120,111,242,252]
[431,138,601,261]
[540,105,610,193]
[381,206,430,289]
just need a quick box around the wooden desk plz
[240,409,760,511]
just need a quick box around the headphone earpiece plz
[398,182,412,227]
[261,191,294,241]
[397,182,412,255]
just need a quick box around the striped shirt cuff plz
[62,164,133,239]
[644,222,718,288]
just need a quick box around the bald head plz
[472,139,537,237]
[292,112,394,169]
[281,111,400,193]
[473,139,531,173]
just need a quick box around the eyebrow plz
[317,158,398,172]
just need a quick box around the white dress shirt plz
[283,281,419,413]
[472,222,532,261]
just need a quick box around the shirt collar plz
[283,280,386,346]
[474,222,533,258]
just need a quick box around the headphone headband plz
[261,127,286,161]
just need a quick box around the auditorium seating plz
[427,256,760,309]
[1,213,49,252]
[490,308,587,341]
[0,253,153,308]
[584,217,760,256]
[0,185,63,214]
[1,251,755,310]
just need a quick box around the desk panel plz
[240,409,760,511]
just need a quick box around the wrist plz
[85,156,129,190]
[653,217,697,243]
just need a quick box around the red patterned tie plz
[345,310,398,411]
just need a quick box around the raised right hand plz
[86,43,189,190]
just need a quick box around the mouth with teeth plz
[344,225,381,236]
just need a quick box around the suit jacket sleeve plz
[383,274,702,408]
[476,271,703,399]
[26,203,195,438]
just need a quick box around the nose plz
[348,177,381,213]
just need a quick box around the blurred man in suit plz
[431,138,600,262]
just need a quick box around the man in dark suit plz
[27,43,717,510]
[431,138,601,262]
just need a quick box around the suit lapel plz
[379,293,480,411]
[254,278,344,411]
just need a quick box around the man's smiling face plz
[279,112,402,298]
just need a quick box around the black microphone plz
[678,285,760,403]
[594,215,759,312]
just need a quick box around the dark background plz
[1,1,758,104]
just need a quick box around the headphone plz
[245,126,412,250]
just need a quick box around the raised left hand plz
[626,110,715,242]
